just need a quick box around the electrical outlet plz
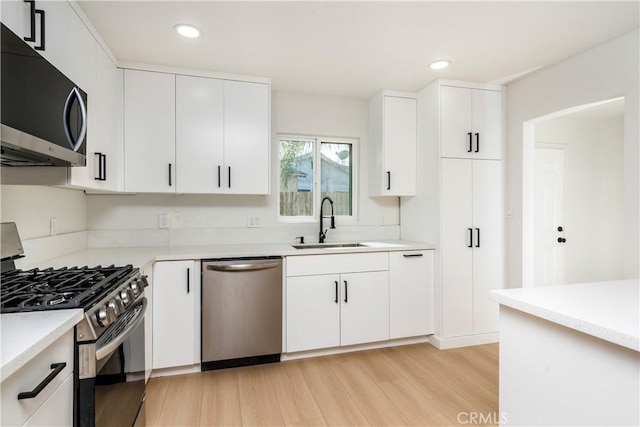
[247,216,260,228]
[158,214,169,229]
[50,217,57,236]
[380,215,385,225]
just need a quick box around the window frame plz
[277,134,358,224]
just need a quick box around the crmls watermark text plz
[457,411,508,424]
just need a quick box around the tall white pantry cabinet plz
[401,80,505,349]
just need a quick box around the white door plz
[286,275,340,352]
[223,80,270,194]
[440,86,472,159]
[389,251,434,339]
[441,158,473,337]
[152,261,196,369]
[534,147,566,286]
[176,75,224,194]
[472,89,502,160]
[383,96,416,195]
[124,70,176,193]
[472,160,504,333]
[340,271,389,346]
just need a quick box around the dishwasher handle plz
[206,261,281,272]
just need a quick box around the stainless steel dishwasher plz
[201,257,282,370]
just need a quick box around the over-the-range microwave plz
[1,22,87,167]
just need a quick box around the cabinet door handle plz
[467,132,473,153]
[17,362,66,400]
[23,0,36,42]
[187,268,190,293]
[94,153,102,180]
[475,228,480,248]
[34,8,45,51]
[387,171,391,190]
[102,154,107,181]
[403,253,424,258]
[475,133,480,153]
[228,166,231,188]
[468,228,473,248]
[168,163,172,186]
[344,280,348,303]
[334,281,338,304]
[217,165,221,188]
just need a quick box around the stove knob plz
[119,289,132,306]
[107,299,121,316]
[130,280,142,297]
[96,307,111,327]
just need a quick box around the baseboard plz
[150,364,201,378]
[281,336,430,361]
[428,332,500,349]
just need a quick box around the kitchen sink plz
[292,243,368,250]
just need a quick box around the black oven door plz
[77,296,147,427]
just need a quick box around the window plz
[279,136,356,220]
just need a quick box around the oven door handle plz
[95,297,147,361]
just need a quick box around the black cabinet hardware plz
[557,226,563,232]
[187,268,190,293]
[23,0,36,42]
[17,363,66,400]
[403,253,424,258]
[228,166,231,188]
[94,153,107,181]
[34,8,44,50]
[168,163,172,186]
[217,165,221,188]
[334,281,338,304]
[344,280,348,303]
[295,236,304,244]
[557,237,566,243]
[467,132,472,152]
[475,228,480,247]
[474,133,479,153]
[468,228,473,247]
[387,171,391,190]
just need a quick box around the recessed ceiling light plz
[174,24,201,38]
[429,60,451,70]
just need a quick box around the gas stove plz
[1,264,147,343]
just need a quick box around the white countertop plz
[23,240,434,270]
[491,279,639,352]
[1,309,84,382]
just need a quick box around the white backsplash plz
[16,231,88,269]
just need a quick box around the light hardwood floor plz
[145,343,499,426]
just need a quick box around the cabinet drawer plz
[1,330,74,427]
[286,252,388,276]
[23,374,73,427]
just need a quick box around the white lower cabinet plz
[389,250,435,339]
[1,330,74,427]
[152,260,199,369]
[285,253,390,353]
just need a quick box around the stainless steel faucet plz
[319,196,335,243]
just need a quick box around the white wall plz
[0,185,88,265]
[535,116,625,282]
[87,92,401,247]
[507,29,639,287]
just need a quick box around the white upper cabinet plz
[223,80,270,195]
[125,71,270,194]
[440,85,502,160]
[175,75,224,194]
[124,70,176,193]
[69,45,123,191]
[369,91,417,196]
[175,78,270,194]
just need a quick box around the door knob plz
[557,226,563,232]
[557,237,566,243]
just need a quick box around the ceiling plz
[77,1,639,100]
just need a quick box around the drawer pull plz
[403,253,424,258]
[17,362,66,400]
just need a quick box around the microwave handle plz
[63,87,87,152]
